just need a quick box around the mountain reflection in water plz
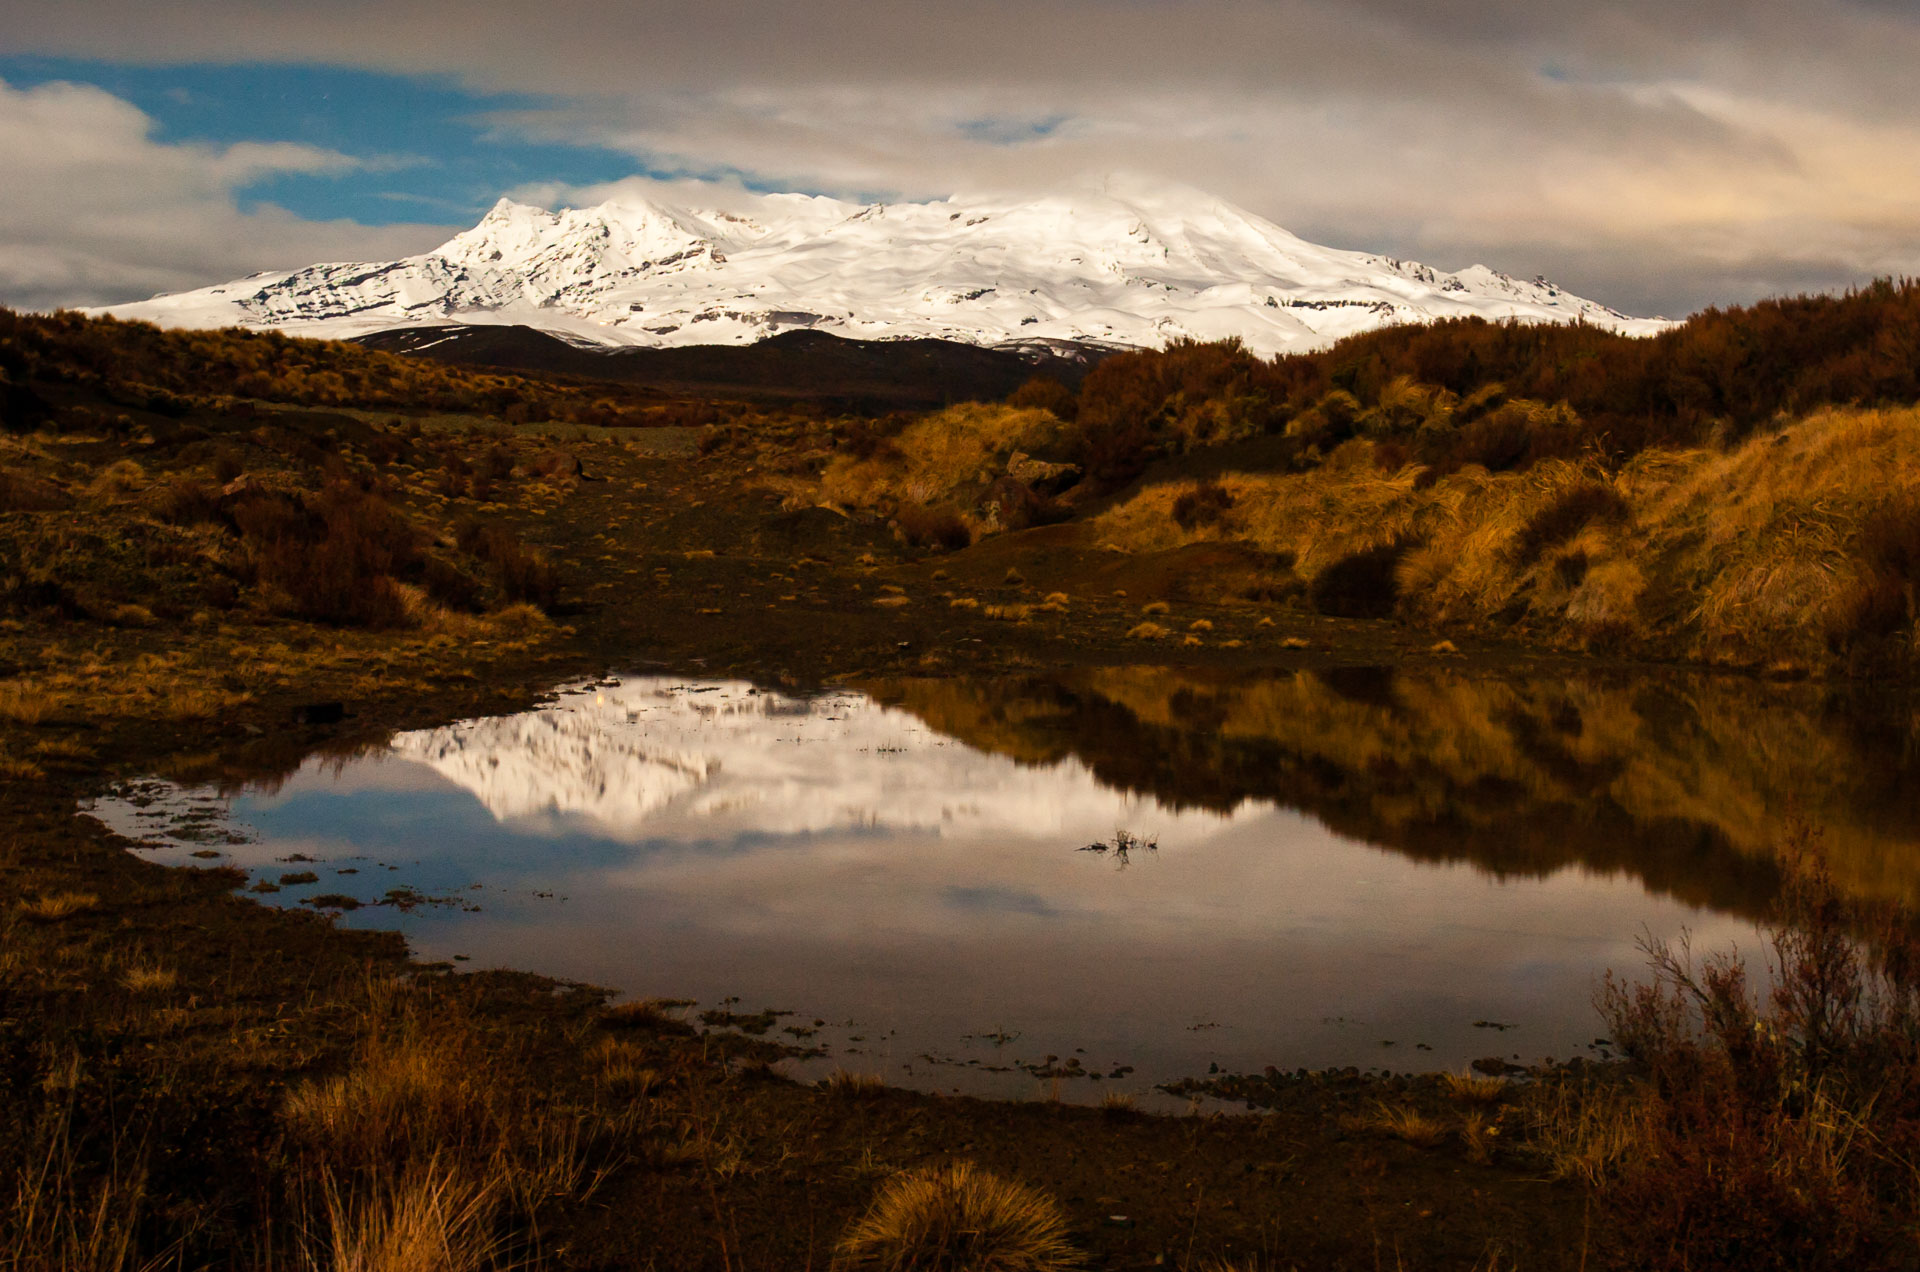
[92,668,1919,1099]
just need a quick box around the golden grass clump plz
[282,1014,498,1173]
[1525,1081,1659,1188]
[984,603,1032,622]
[1443,1070,1509,1106]
[1126,622,1169,640]
[119,964,178,994]
[86,458,148,500]
[0,754,46,780]
[835,1160,1078,1272]
[0,679,58,724]
[590,1039,660,1096]
[316,1160,500,1272]
[822,1070,888,1099]
[1459,1110,1499,1164]
[600,997,689,1031]
[822,403,1067,515]
[19,892,98,922]
[1368,1103,1449,1149]
[949,596,981,610]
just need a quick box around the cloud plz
[8,1,1920,313]
[0,76,452,310]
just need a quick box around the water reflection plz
[88,667,1920,1101]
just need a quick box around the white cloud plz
[0,77,452,310]
[8,1,1920,313]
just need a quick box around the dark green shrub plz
[1513,483,1628,566]
[1830,493,1920,644]
[1171,481,1234,530]
[1308,540,1414,619]
[148,477,222,526]
[237,483,417,628]
[456,520,558,610]
[1006,375,1078,421]
[894,502,972,552]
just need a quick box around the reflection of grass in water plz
[870,666,1920,909]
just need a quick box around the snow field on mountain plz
[101,177,1668,356]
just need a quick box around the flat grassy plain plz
[3,308,1919,1269]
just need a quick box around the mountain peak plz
[96,182,1670,355]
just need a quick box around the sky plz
[4,1,1919,319]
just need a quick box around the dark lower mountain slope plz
[353,325,1113,412]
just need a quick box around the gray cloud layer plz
[9,0,1920,316]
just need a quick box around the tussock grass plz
[823,404,1066,513]
[1126,622,1169,640]
[836,1160,1078,1272]
[282,1012,498,1173]
[18,892,98,922]
[1459,1111,1500,1164]
[1092,406,1920,668]
[0,754,45,780]
[1,1090,153,1272]
[601,997,690,1031]
[1524,1081,1658,1188]
[0,679,58,724]
[822,1070,887,1099]
[1367,1104,1449,1149]
[591,1039,660,1096]
[313,1159,500,1272]
[1443,1070,1509,1106]
[119,964,178,994]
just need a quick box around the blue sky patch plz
[0,57,650,226]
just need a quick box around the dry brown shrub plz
[1568,829,1920,1270]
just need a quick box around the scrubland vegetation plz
[805,280,1920,676]
[1092,405,1920,671]
[5,285,1920,1269]
[1,308,742,429]
[1539,831,1920,1270]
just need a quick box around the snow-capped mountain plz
[99,177,1667,357]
